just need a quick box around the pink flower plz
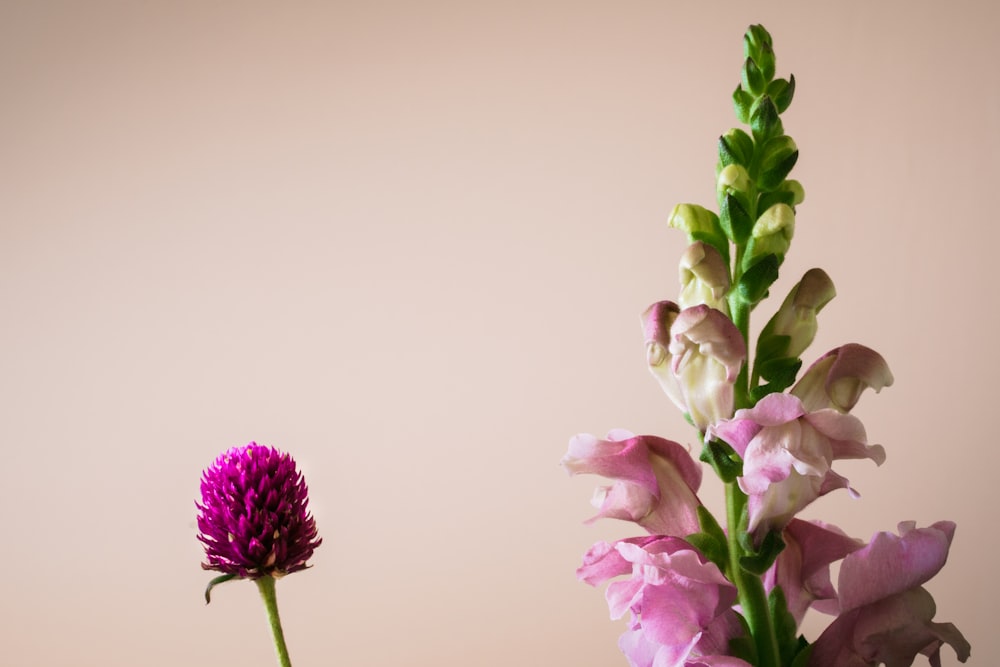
[708,393,885,539]
[642,303,745,432]
[562,430,702,537]
[578,536,744,667]
[764,519,863,625]
[809,522,970,666]
[678,242,731,314]
[791,344,893,413]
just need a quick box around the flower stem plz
[725,483,780,667]
[256,576,293,667]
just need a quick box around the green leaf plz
[739,529,786,574]
[733,86,753,125]
[727,612,757,663]
[685,532,728,573]
[204,573,238,604]
[720,193,753,245]
[791,644,814,667]
[770,587,809,666]
[700,438,744,483]
[756,356,802,391]
[735,254,780,306]
[750,96,783,143]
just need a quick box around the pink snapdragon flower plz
[764,519,863,625]
[562,430,702,537]
[708,393,885,539]
[578,536,746,667]
[809,521,970,666]
[643,302,745,433]
[791,344,893,413]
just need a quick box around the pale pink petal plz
[792,344,894,413]
[838,521,956,612]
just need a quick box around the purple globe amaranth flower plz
[809,521,970,666]
[707,393,885,540]
[791,343,894,413]
[562,430,703,538]
[197,442,321,579]
[578,536,745,667]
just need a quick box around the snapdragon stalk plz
[716,24,798,666]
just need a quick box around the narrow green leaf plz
[733,86,753,125]
[735,254,780,305]
[204,573,238,604]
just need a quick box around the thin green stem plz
[256,576,293,667]
[725,483,780,667]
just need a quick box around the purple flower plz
[562,430,703,537]
[708,393,885,539]
[197,442,321,579]
[578,536,744,667]
[809,521,970,666]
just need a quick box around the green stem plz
[725,483,780,667]
[256,576,293,667]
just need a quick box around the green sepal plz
[720,193,753,245]
[738,529,786,575]
[733,86,753,125]
[757,41,776,82]
[757,189,796,215]
[700,438,744,483]
[752,356,802,397]
[770,586,810,666]
[769,74,796,114]
[750,96,783,143]
[727,612,758,665]
[204,573,238,604]
[685,506,730,572]
[757,136,799,191]
[735,254,780,306]
[742,57,766,96]
[791,644,814,667]
[718,128,754,169]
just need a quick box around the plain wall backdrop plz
[2,1,997,665]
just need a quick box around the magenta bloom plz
[810,521,970,666]
[562,430,703,537]
[197,442,321,579]
[578,536,744,667]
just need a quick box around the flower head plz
[562,430,703,537]
[708,393,885,539]
[197,442,321,579]
[578,536,744,667]
[810,521,970,666]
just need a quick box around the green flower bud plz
[779,179,805,206]
[717,164,751,197]
[750,96,783,143]
[743,203,794,270]
[668,204,729,262]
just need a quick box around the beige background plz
[2,1,996,665]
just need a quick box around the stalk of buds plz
[563,25,969,667]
